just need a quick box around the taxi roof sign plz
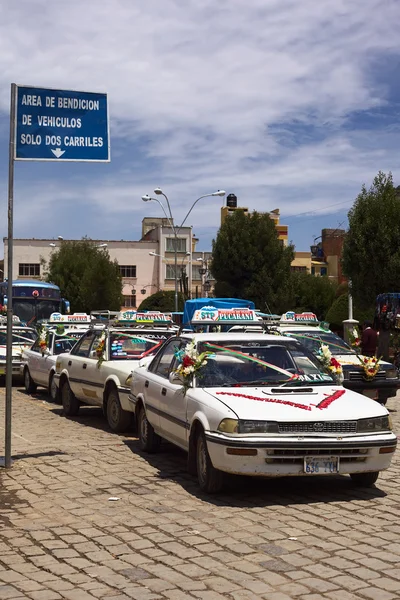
[117,311,172,324]
[49,312,91,324]
[192,306,259,324]
[280,311,319,324]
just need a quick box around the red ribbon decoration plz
[216,388,346,412]
[316,389,346,410]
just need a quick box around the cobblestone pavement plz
[1,384,400,600]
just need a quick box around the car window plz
[71,332,97,357]
[197,339,335,387]
[54,333,84,355]
[283,330,353,356]
[109,331,161,361]
[150,338,182,378]
[30,338,41,353]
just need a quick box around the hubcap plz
[50,377,57,399]
[197,437,207,484]
[109,397,118,425]
[140,411,148,443]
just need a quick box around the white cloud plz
[0,0,400,250]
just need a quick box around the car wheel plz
[350,471,379,487]
[106,388,132,433]
[48,373,60,403]
[138,405,161,453]
[196,430,223,493]
[61,380,80,416]
[24,368,37,394]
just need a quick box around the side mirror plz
[169,372,183,385]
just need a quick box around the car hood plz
[335,354,393,369]
[0,346,25,359]
[204,385,388,421]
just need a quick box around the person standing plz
[361,321,378,357]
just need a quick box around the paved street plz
[0,384,400,600]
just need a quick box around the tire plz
[350,471,379,487]
[106,388,132,433]
[137,405,161,453]
[61,380,80,416]
[196,430,224,493]
[48,373,60,403]
[24,368,37,394]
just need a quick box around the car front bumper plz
[0,360,23,376]
[205,431,397,477]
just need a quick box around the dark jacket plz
[361,327,378,356]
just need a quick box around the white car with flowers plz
[0,322,37,379]
[53,324,165,432]
[131,315,396,493]
[276,312,400,405]
[21,327,86,400]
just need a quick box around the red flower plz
[182,355,195,368]
[330,358,340,368]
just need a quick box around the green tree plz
[325,294,374,332]
[342,171,400,306]
[46,238,123,313]
[211,211,294,312]
[138,290,185,312]
[289,273,337,319]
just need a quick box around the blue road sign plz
[15,85,110,162]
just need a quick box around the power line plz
[283,199,352,221]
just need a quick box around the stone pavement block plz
[367,578,400,592]
[297,578,339,593]
[332,575,369,591]
[29,591,63,600]
[358,588,398,600]
[0,585,24,599]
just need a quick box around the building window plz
[166,238,186,253]
[192,265,202,280]
[290,266,308,273]
[19,263,40,277]
[320,267,327,276]
[123,295,136,307]
[165,264,179,279]
[311,266,315,275]
[119,265,136,278]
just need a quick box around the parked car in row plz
[130,326,396,493]
[0,321,37,380]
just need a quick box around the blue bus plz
[0,280,70,325]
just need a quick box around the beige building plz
[2,218,213,310]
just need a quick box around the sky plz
[1,0,400,256]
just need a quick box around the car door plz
[149,338,188,449]
[67,331,98,399]
[35,332,55,386]
[24,339,42,384]
[78,330,105,406]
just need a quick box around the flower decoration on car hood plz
[95,331,107,368]
[37,325,49,356]
[358,355,381,380]
[317,344,343,383]
[174,340,211,393]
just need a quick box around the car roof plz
[179,332,295,342]
[278,325,328,332]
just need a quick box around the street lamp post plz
[149,251,191,301]
[142,189,225,312]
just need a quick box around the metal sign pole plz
[4,83,16,469]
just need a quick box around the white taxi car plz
[131,327,396,493]
[0,322,37,379]
[54,325,164,432]
[276,312,400,405]
[21,329,85,400]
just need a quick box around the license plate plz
[363,389,378,399]
[304,456,339,474]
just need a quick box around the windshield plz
[13,300,61,324]
[0,328,36,346]
[282,330,354,356]
[109,332,162,360]
[196,339,335,387]
[54,333,84,355]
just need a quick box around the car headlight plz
[125,374,133,386]
[238,420,279,434]
[218,419,239,433]
[385,369,398,379]
[357,415,392,433]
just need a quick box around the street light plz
[142,189,225,311]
